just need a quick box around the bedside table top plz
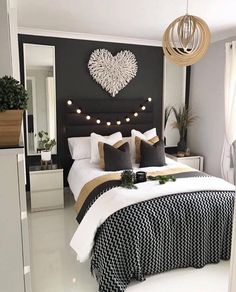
[29,164,62,172]
[166,153,202,158]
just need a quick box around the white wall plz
[188,37,236,178]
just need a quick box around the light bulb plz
[116,120,121,125]
[141,105,146,111]
[86,115,91,120]
[96,119,101,124]
[67,100,72,105]
[147,97,152,102]
[126,117,130,122]
[134,112,138,117]
[76,108,81,114]
[107,121,111,126]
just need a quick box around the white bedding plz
[68,158,235,262]
[68,157,185,200]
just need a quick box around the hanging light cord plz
[186,0,189,15]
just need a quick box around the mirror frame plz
[23,43,57,156]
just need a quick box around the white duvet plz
[68,159,235,262]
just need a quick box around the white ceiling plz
[17,0,236,43]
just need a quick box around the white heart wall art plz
[88,49,138,97]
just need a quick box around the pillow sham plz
[98,140,124,169]
[140,139,166,167]
[90,132,122,163]
[135,135,159,163]
[68,137,91,160]
[103,142,132,171]
[131,128,158,162]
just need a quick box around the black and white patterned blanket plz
[90,189,235,292]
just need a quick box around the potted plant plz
[36,131,56,162]
[0,76,28,146]
[172,105,197,152]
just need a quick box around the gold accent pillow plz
[135,136,159,163]
[98,140,125,169]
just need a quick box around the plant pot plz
[0,110,23,147]
[41,150,51,162]
[177,136,187,153]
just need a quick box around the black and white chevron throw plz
[90,190,235,292]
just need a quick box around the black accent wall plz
[18,34,164,186]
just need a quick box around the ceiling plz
[17,0,236,43]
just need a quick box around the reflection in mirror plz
[163,57,186,147]
[24,44,57,155]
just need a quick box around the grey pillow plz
[140,139,166,167]
[104,142,132,171]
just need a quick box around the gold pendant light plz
[162,0,211,66]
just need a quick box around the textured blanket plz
[91,190,235,292]
[70,170,235,292]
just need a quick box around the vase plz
[177,136,187,152]
[41,150,51,162]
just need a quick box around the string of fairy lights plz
[66,97,152,126]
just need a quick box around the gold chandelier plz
[162,1,211,66]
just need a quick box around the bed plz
[69,156,235,292]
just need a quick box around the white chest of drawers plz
[166,153,204,171]
[29,165,64,212]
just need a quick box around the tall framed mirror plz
[23,44,57,155]
[163,57,189,147]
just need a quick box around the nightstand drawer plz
[30,171,63,192]
[179,157,200,170]
[31,189,64,211]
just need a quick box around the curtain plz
[221,42,236,184]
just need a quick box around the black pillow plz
[104,142,132,171]
[140,139,166,167]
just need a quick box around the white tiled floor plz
[28,190,230,292]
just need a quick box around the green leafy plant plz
[0,75,28,112]
[35,130,56,152]
[121,170,137,189]
[147,175,176,184]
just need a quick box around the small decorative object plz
[147,175,176,185]
[88,49,138,97]
[121,170,137,189]
[35,131,56,165]
[0,76,28,146]
[162,0,211,66]
[185,147,191,156]
[177,151,185,157]
[172,105,197,152]
[136,171,147,183]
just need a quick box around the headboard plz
[59,96,162,181]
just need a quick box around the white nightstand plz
[29,164,64,212]
[166,153,204,171]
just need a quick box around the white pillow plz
[68,137,91,160]
[90,132,123,163]
[131,128,157,160]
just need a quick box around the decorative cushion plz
[131,128,157,161]
[98,140,124,169]
[135,136,159,163]
[140,139,166,167]
[68,137,91,160]
[103,142,132,171]
[90,132,122,163]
